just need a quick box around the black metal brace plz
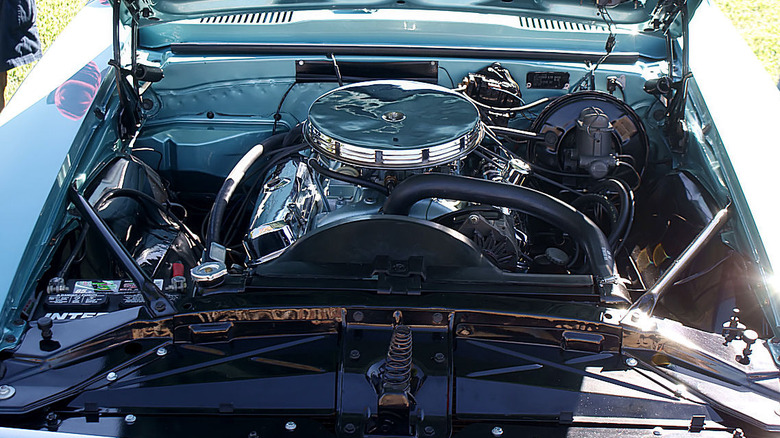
[68,184,175,317]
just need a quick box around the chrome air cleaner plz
[305,80,483,169]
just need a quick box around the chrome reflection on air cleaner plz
[304,80,483,169]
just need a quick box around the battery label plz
[73,280,120,294]
[120,292,180,307]
[46,293,108,308]
[72,279,164,294]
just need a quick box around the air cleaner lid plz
[305,80,482,169]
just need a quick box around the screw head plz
[285,421,297,432]
[349,349,361,360]
[156,347,168,356]
[124,414,136,425]
[106,372,118,382]
[432,313,443,324]
[652,426,663,436]
[433,352,446,364]
[0,385,15,400]
[469,214,480,224]
[343,423,356,434]
[424,425,435,436]
[353,311,364,322]
[625,357,638,367]
[491,426,504,437]
[248,432,259,438]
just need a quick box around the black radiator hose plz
[206,131,287,257]
[383,174,630,304]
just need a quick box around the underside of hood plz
[118,0,702,37]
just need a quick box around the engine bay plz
[31,57,770,338]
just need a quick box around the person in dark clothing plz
[0,0,42,112]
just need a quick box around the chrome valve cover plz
[244,161,321,264]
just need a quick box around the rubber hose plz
[307,159,389,196]
[283,123,305,147]
[593,179,633,249]
[382,173,629,303]
[571,194,620,244]
[206,133,287,254]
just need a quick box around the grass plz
[3,0,779,103]
[714,0,780,80]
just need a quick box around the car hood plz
[119,0,701,35]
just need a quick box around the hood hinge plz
[111,0,142,141]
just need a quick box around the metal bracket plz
[373,256,425,295]
[689,415,706,432]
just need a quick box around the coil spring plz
[383,324,413,393]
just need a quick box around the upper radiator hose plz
[382,173,630,304]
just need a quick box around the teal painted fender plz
[0,0,114,348]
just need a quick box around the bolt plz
[625,357,638,367]
[349,349,361,360]
[491,426,504,437]
[106,372,118,382]
[156,347,168,356]
[432,313,443,324]
[4,334,16,343]
[285,421,297,432]
[738,329,758,364]
[0,385,14,400]
[433,352,446,364]
[353,311,364,322]
[124,414,136,425]
[424,425,435,436]
[468,214,480,224]
[652,426,663,436]
[343,423,356,434]
[45,412,58,429]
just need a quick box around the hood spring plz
[382,324,413,393]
